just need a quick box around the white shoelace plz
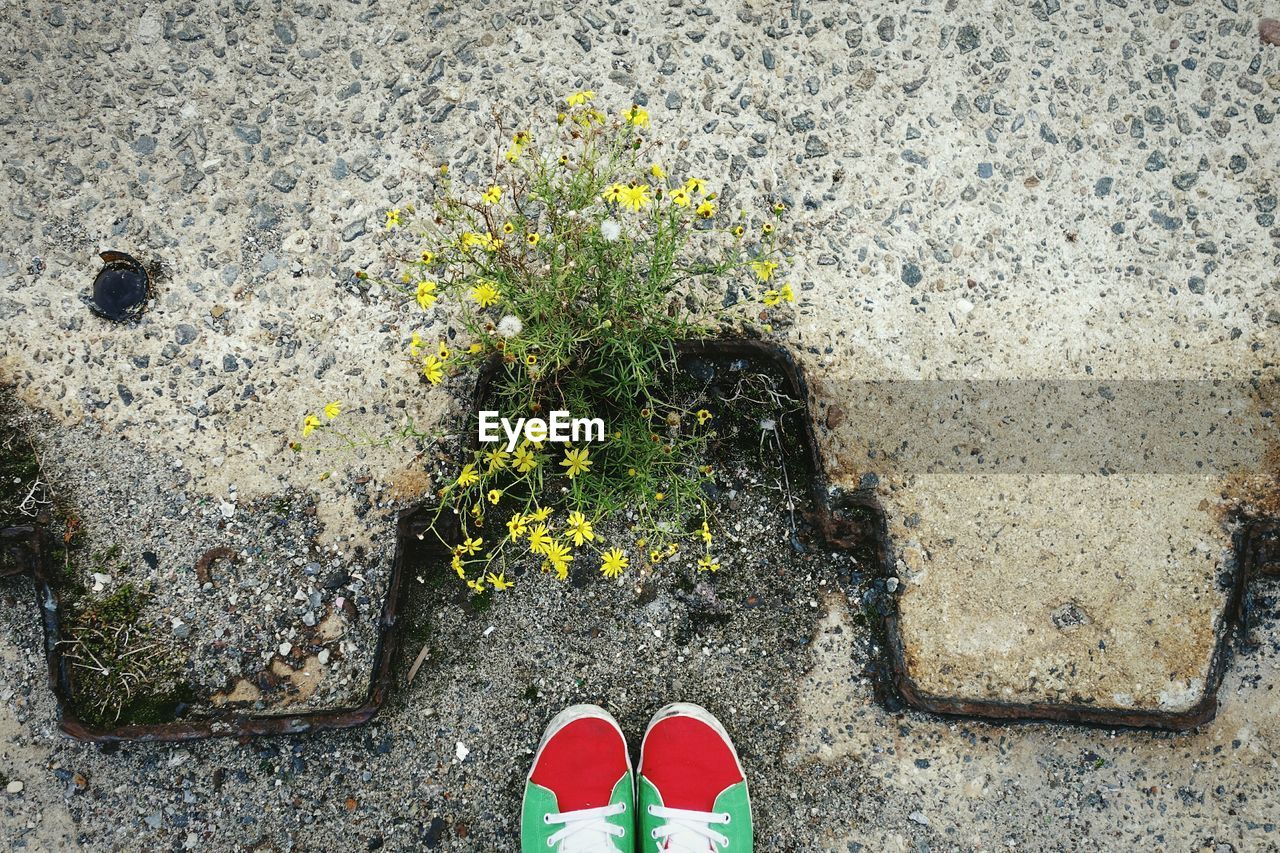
[544,802,627,852]
[648,804,732,851]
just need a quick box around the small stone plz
[1094,177,1113,197]
[210,304,226,319]
[1145,151,1167,171]
[876,16,895,41]
[318,648,330,664]
[908,810,929,826]
[1260,18,1280,46]
[175,324,198,345]
[132,136,156,155]
[6,780,23,794]
[278,642,293,656]
[1173,172,1198,190]
[342,218,367,242]
[902,263,923,286]
[977,162,993,179]
[956,24,980,53]
[270,169,297,193]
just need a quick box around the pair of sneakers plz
[521,703,752,852]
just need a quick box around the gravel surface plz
[1,0,1279,849]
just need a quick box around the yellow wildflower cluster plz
[342,84,796,595]
[300,400,342,438]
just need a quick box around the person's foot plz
[522,704,634,852]
[638,703,753,851]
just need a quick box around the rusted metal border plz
[6,342,1275,737]
[878,505,1273,732]
[5,507,419,743]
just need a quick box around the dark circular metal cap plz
[86,251,149,322]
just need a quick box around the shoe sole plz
[640,702,752,820]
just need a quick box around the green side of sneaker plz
[638,776,753,851]
[521,772,634,852]
[711,781,753,850]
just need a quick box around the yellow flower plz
[528,506,553,523]
[455,463,479,488]
[763,289,781,307]
[504,146,521,163]
[487,488,503,505]
[437,342,450,360]
[528,524,553,555]
[422,355,445,385]
[468,343,484,354]
[524,354,537,366]
[487,571,514,591]
[471,282,501,307]
[654,492,665,501]
[779,282,796,303]
[544,540,573,579]
[420,250,435,264]
[623,105,650,126]
[513,130,531,145]
[467,578,487,594]
[302,414,321,437]
[762,222,775,235]
[701,521,712,545]
[566,89,595,107]
[506,514,528,539]
[698,555,721,572]
[696,409,712,425]
[732,225,745,237]
[384,208,401,229]
[773,202,787,215]
[526,232,540,247]
[439,163,449,175]
[513,444,539,473]
[560,447,592,478]
[461,536,483,556]
[619,184,652,212]
[650,163,666,179]
[565,511,595,547]
[410,332,424,355]
[482,186,503,204]
[323,400,342,420]
[461,232,485,248]
[416,280,438,310]
[602,184,625,204]
[503,221,515,234]
[483,448,509,472]
[600,549,629,578]
[750,259,779,281]
[451,554,466,578]
[684,177,707,195]
[696,200,716,219]
[670,187,691,207]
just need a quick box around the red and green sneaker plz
[638,703,753,852]
[521,704,634,852]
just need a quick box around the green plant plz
[308,90,797,592]
[61,583,188,725]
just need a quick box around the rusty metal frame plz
[3,341,1275,739]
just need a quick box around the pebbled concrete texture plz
[0,0,1278,848]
